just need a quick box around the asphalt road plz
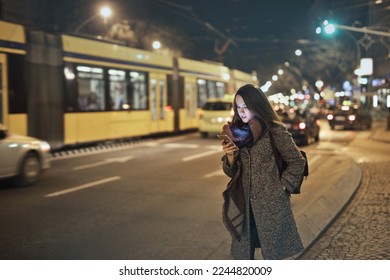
[0,119,388,260]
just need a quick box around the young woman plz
[220,84,306,260]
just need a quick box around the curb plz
[292,155,362,258]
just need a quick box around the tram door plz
[179,77,198,130]
[150,75,167,133]
[0,54,6,126]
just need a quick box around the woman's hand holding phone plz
[218,134,239,165]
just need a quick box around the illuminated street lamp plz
[75,6,112,33]
[315,80,324,90]
[152,40,161,50]
[320,20,390,37]
[324,23,336,35]
[295,49,302,56]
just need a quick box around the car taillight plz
[299,122,306,130]
[327,114,334,120]
[348,115,356,121]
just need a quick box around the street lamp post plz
[344,30,361,68]
[330,23,390,38]
[321,21,361,68]
[74,6,112,33]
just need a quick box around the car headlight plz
[39,141,51,152]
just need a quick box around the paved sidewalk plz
[294,122,390,258]
[292,154,361,258]
[371,124,390,143]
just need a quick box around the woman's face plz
[235,95,255,123]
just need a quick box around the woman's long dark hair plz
[232,84,282,129]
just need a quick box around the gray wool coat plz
[222,123,305,260]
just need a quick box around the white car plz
[0,124,51,186]
[199,99,234,138]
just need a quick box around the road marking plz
[45,176,121,198]
[164,143,199,149]
[73,156,134,170]
[308,154,322,167]
[205,145,222,150]
[204,169,224,178]
[182,150,222,162]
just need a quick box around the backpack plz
[268,131,308,194]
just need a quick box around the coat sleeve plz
[271,124,306,193]
[221,154,238,178]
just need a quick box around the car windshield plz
[202,102,232,111]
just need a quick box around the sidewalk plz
[292,154,361,258]
[371,123,390,143]
[294,122,390,258]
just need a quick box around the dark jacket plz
[222,124,305,260]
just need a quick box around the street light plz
[74,6,112,33]
[295,49,302,56]
[318,20,390,37]
[152,40,161,50]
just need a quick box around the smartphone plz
[217,134,238,149]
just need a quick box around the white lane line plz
[44,176,121,198]
[73,156,134,171]
[204,169,224,178]
[164,143,199,149]
[182,150,222,162]
[205,145,222,150]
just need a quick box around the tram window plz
[185,83,191,117]
[197,79,207,108]
[76,66,105,111]
[128,71,148,110]
[64,64,78,112]
[108,69,127,110]
[216,81,226,97]
[191,83,197,117]
[207,80,217,99]
[150,79,157,120]
[159,80,165,119]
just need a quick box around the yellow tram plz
[0,20,256,149]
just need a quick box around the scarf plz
[221,119,262,240]
[221,119,262,148]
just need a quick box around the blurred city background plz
[0,0,389,260]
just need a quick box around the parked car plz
[0,124,51,186]
[199,99,233,138]
[327,104,372,130]
[279,109,320,146]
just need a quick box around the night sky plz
[2,0,380,88]
[114,0,318,76]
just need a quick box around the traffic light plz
[316,19,338,36]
